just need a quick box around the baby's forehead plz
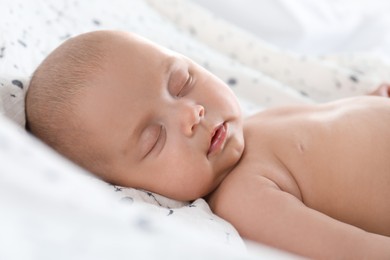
[75,33,194,105]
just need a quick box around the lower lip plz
[208,123,228,156]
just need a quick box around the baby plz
[25,30,390,259]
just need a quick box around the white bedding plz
[1,0,389,259]
[194,0,390,58]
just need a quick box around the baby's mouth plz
[208,122,228,156]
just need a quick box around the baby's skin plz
[26,31,390,259]
[208,96,390,258]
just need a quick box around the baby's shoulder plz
[207,168,278,213]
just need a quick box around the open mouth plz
[208,122,228,156]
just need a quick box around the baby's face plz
[76,32,244,201]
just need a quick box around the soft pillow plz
[0,76,29,127]
[0,114,249,259]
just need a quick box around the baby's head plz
[26,30,244,201]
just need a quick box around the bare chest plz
[236,97,390,233]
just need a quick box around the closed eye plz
[177,74,193,97]
[142,125,164,158]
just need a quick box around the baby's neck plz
[204,147,245,202]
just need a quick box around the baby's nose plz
[179,103,205,137]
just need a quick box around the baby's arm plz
[211,175,390,259]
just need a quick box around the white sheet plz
[193,0,390,58]
[0,115,253,260]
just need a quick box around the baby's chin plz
[227,120,245,164]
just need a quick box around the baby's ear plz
[369,83,390,98]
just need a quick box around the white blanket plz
[194,0,390,58]
[1,0,389,259]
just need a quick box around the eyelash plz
[177,74,193,97]
[146,125,163,156]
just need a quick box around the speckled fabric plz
[147,0,390,101]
